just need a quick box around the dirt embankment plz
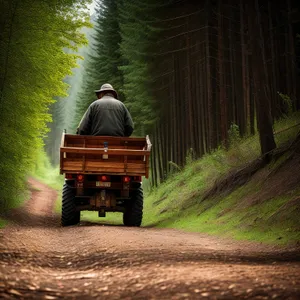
[0,178,300,299]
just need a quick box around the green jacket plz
[78,95,134,136]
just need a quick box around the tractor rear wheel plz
[123,186,143,227]
[61,183,80,226]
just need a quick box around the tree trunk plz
[250,0,276,157]
[240,0,250,134]
[205,0,213,151]
[185,29,196,153]
[218,0,227,147]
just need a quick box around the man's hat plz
[95,83,118,99]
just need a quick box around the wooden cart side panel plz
[61,160,146,175]
[63,155,145,162]
[61,147,151,156]
[60,134,152,177]
[65,144,144,151]
[64,134,147,142]
[64,135,147,148]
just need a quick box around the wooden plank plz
[85,144,143,150]
[61,170,146,177]
[66,144,144,150]
[62,161,146,174]
[61,147,151,156]
[61,166,146,175]
[85,161,145,169]
[124,140,128,173]
[63,161,145,170]
[64,134,147,143]
[87,167,145,173]
[82,138,86,172]
[64,157,145,164]
[63,161,82,169]
[86,140,146,148]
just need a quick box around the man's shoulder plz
[90,97,124,109]
[102,95,120,101]
[101,96,124,105]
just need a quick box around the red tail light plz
[77,174,84,182]
[98,175,110,182]
[65,174,73,179]
[123,176,131,183]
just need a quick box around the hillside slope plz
[143,132,300,245]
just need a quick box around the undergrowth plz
[31,150,64,191]
[142,113,300,245]
[30,150,64,215]
[0,218,7,228]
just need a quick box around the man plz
[77,83,134,136]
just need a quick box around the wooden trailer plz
[59,133,152,227]
[60,133,152,178]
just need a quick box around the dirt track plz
[0,178,299,299]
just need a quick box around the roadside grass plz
[145,184,300,245]
[0,182,30,228]
[30,150,64,215]
[142,113,300,245]
[30,150,64,191]
[0,218,7,228]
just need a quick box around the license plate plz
[96,181,111,187]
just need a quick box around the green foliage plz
[278,92,293,116]
[273,111,300,145]
[0,218,7,228]
[44,98,65,165]
[168,161,182,173]
[0,0,91,211]
[118,0,163,135]
[31,150,64,190]
[228,123,241,145]
[185,148,195,165]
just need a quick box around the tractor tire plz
[61,183,80,226]
[123,186,143,227]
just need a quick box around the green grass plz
[0,218,7,228]
[81,211,123,224]
[31,166,64,191]
[30,150,64,191]
[141,113,300,245]
[143,175,300,245]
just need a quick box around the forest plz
[1,0,300,210]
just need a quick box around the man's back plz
[78,95,134,137]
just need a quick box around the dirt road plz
[0,178,299,299]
